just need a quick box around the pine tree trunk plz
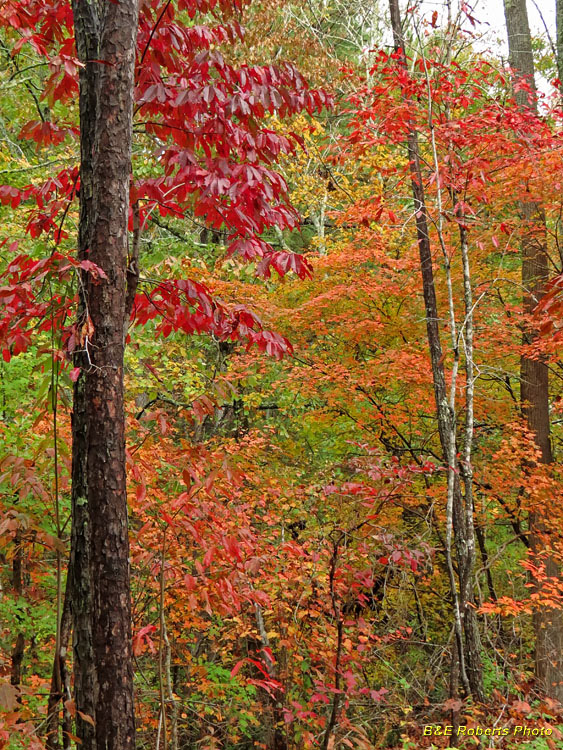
[70,4,98,744]
[502,0,561,703]
[70,0,139,747]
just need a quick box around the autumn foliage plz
[0,0,562,748]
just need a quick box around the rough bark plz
[70,0,139,747]
[503,0,561,703]
[388,0,484,701]
[70,1,101,745]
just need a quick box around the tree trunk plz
[70,0,139,747]
[254,604,288,750]
[557,0,563,95]
[46,574,72,750]
[502,0,561,703]
[388,0,484,702]
[11,527,24,698]
[70,5,98,746]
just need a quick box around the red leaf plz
[230,659,245,677]
[136,484,146,503]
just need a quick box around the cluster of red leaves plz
[0,0,331,365]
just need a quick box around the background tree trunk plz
[388,0,484,702]
[46,575,72,750]
[71,0,139,747]
[503,0,561,703]
[556,0,563,96]
[11,527,24,697]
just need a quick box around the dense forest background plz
[0,0,563,747]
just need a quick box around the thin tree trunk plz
[557,0,563,94]
[502,0,561,702]
[47,272,71,750]
[254,602,287,750]
[157,527,179,750]
[46,574,72,750]
[11,527,24,697]
[71,0,139,747]
[322,538,344,750]
[388,0,484,701]
[457,219,483,697]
